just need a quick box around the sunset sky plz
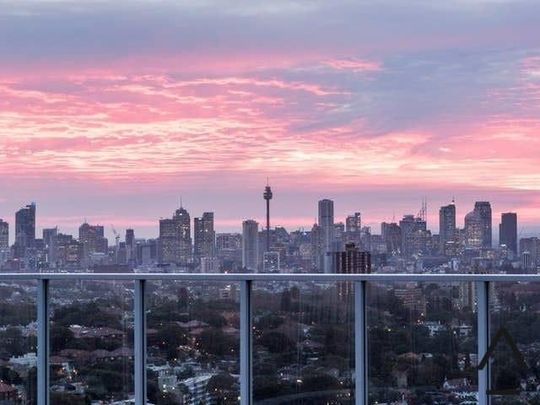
[1,0,540,240]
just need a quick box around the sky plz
[1,0,540,240]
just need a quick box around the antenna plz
[417,198,427,221]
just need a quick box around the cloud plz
[1,0,540,234]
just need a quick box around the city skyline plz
[1,1,540,238]
[0,194,525,245]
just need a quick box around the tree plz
[207,373,238,404]
[198,328,237,357]
[51,325,75,352]
[258,331,294,354]
[154,323,189,360]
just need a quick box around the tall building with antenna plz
[263,182,273,253]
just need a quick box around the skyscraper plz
[0,219,8,250]
[439,201,456,254]
[43,227,58,265]
[14,203,36,258]
[399,214,427,256]
[79,223,107,263]
[318,199,334,273]
[474,201,492,248]
[158,206,192,264]
[126,229,135,264]
[381,222,401,255]
[500,213,518,255]
[242,220,259,271]
[464,210,483,248]
[159,218,177,264]
[194,212,216,259]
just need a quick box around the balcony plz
[0,273,539,404]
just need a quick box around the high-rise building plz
[79,223,108,263]
[242,220,259,271]
[331,242,371,299]
[263,251,280,273]
[125,229,135,264]
[381,222,401,255]
[474,201,492,248]
[310,223,323,270]
[194,212,216,259]
[520,237,540,270]
[334,222,345,244]
[216,233,242,262]
[159,219,177,264]
[464,210,483,249]
[43,227,58,265]
[318,199,334,273]
[399,215,427,256]
[14,203,36,258]
[0,219,8,250]
[439,202,456,254]
[345,213,361,233]
[499,213,518,255]
[158,206,192,264]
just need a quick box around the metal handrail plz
[2,273,522,404]
[0,272,538,281]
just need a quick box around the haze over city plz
[1,0,540,240]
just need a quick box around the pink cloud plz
[323,58,381,72]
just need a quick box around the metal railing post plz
[37,278,50,405]
[477,281,490,405]
[135,279,147,404]
[240,280,253,405]
[355,281,368,405]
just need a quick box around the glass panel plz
[49,280,134,404]
[490,281,540,404]
[368,281,478,404]
[146,281,240,404]
[252,281,354,404]
[0,280,37,404]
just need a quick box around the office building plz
[345,212,361,233]
[263,251,280,273]
[318,199,335,273]
[43,227,58,265]
[520,237,540,270]
[474,201,492,248]
[331,242,371,299]
[464,211,483,249]
[439,202,456,254]
[79,223,108,263]
[216,233,242,262]
[194,212,216,259]
[158,206,192,265]
[242,220,259,271]
[381,222,401,255]
[399,215,427,256]
[14,203,36,258]
[0,219,8,249]
[499,213,518,255]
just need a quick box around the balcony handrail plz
[0,272,538,282]
[1,272,528,405]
